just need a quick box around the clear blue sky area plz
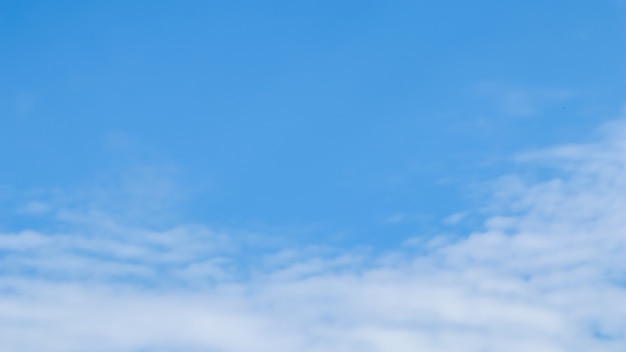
[1,1,625,245]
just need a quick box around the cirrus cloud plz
[1,118,626,351]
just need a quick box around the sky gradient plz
[1,1,626,351]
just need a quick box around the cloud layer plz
[2,119,626,351]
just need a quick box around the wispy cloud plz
[1,117,626,351]
[473,82,576,118]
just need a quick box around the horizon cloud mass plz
[1,118,626,351]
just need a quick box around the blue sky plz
[1,1,626,351]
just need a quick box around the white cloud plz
[443,211,467,225]
[1,117,626,351]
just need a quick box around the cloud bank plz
[2,119,626,351]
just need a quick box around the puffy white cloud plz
[1,118,626,351]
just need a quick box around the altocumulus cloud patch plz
[1,119,626,351]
